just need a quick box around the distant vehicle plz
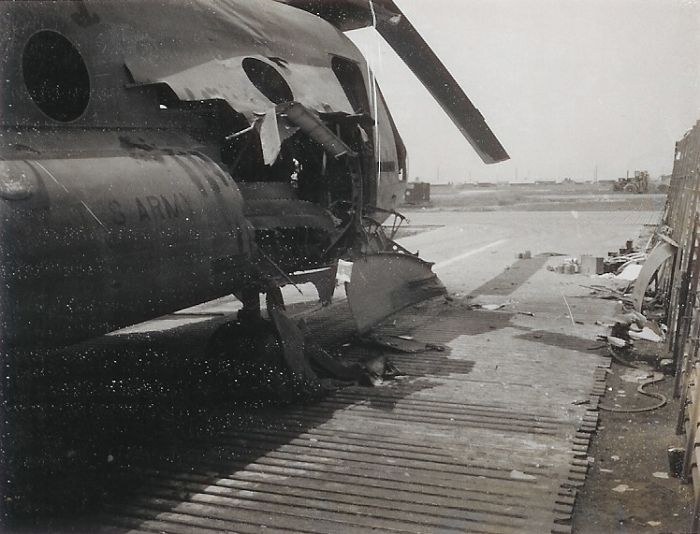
[613,171,649,193]
[404,182,431,204]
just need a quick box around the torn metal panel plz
[283,102,356,158]
[258,108,282,165]
[346,253,446,334]
[632,241,676,311]
[289,265,338,305]
[116,0,359,118]
[270,308,317,381]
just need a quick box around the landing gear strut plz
[209,286,312,378]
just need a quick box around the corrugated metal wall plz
[656,119,700,531]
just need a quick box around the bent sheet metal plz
[632,241,676,311]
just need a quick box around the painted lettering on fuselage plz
[130,193,192,223]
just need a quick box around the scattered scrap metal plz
[564,234,671,416]
[550,240,646,276]
[582,118,700,532]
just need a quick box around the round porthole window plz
[22,30,90,122]
[242,58,293,104]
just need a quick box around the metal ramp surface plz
[96,290,609,534]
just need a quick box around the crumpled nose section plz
[346,252,446,334]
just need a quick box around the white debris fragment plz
[607,336,628,348]
[628,327,663,343]
[652,472,669,479]
[336,260,353,284]
[620,370,653,383]
[616,263,643,281]
[510,469,537,480]
[611,455,620,461]
[647,521,662,527]
[620,310,647,326]
[612,484,633,493]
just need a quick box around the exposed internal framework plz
[129,64,381,279]
[116,1,412,288]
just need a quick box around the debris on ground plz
[612,484,634,493]
[628,327,663,343]
[548,257,579,274]
[615,262,643,281]
[359,353,403,386]
[668,448,685,478]
[365,333,448,354]
[579,255,604,275]
[480,303,509,311]
[601,335,629,349]
[510,469,537,481]
[620,369,654,383]
[550,238,648,279]
[582,235,674,418]
[466,299,535,316]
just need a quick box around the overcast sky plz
[349,0,700,183]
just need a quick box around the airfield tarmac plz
[7,189,689,533]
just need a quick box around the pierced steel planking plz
[94,296,607,534]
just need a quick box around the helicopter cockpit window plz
[331,56,369,114]
[22,30,90,122]
[242,58,293,105]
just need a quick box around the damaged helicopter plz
[0,0,507,372]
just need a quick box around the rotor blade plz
[376,1,509,164]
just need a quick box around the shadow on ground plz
[4,255,589,532]
[2,299,475,532]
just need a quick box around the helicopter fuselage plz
[0,0,405,349]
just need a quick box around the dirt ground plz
[414,182,666,213]
[573,355,694,534]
